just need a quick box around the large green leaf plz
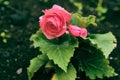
[88,32,117,58]
[76,39,117,79]
[27,54,48,80]
[30,30,78,72]
[71,13,97,28]
[51,64,76,80]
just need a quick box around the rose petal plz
[39,5,70,39]
[52,4,71,22]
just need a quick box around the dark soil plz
[0,0,120,80]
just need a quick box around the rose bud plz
[68,25,87,37]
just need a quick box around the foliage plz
[27,54,49,80]
[0,30,11,43]
[76,36,117,79]
[28,13,117,79]
[71,13,97,27]
[30,30,78,72]
[88,32,117,58]
[0,0,9,5]
[96,0,108,22]
[51,64,76,80]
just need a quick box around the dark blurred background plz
[0,0,120,80]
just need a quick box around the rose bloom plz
[68,25,87,37]
[39,5,71,39]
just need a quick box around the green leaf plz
[51,64,76,80]
[76,44,117,79]
[27,54,48,80]
[45,60,55,69]
[30,30,78,72]
[71,13,97,28]
[30,30,43,48]
[96,0,108,16]
[88,32,117,58]
[73,2,83,14]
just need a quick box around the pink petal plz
[52,4,71,22]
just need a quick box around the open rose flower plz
[68,25,87,37]
[39,5,71,39]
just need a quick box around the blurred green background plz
[0,0,120,80]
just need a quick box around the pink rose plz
[68,25,87,37]
[39,4,71,39]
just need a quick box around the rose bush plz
[39,5,71,39]
[28,4,117,80]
